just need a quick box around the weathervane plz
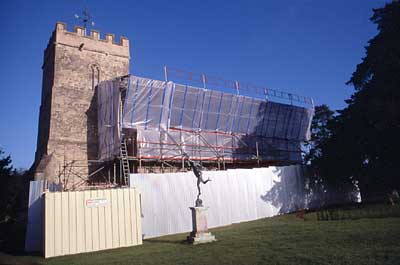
[74,3,95,29]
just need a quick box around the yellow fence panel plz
[44,188,142,258]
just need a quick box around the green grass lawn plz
[1,205,400,265]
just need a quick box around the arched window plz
[91,64,100,90]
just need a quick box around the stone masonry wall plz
[33,22,130,185]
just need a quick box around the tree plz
[303,104,335,166]
[0,148,29,252]
[343,1,400,198]
[0,148,14,223]
[0,148,28,224]
[314,1,400,200]
[0,148,13,177]
[302,105,335,208]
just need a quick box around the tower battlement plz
[44,22,130,59]
[55,22,129,46]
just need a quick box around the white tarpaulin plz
[25,180,61,252]
[129,166,305,238]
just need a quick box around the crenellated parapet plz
[55,22,129,46]
[44,22,130,59]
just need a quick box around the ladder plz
[120,139,130,186]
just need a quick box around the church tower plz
[32,22,130,183]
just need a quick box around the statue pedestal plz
[187,206,216,245]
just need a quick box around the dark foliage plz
[303,104,335,166]
[0,148,29,252]
[306,1,400,201]
[341,1,400,198]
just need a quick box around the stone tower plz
[32,22,130,183]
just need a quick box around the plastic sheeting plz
[97,80,121,161]
[122,78,173,130]
[124,76,313,138]
[25,180,61,252]
[136,129,303,161]
[97,75,314,162]
[129,166,305,239]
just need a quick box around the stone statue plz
[183,153,211,207]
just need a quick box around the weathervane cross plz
[74,4,95,29]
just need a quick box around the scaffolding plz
[96,68,314,182]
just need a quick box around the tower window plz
[91,64,100,90]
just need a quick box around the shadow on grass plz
[314,203,400,221]
[145,238,189,245]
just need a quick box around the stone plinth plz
[187,206,216,245]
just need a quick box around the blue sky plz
[0,0,389,168]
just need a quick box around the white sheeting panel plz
[25,180,61,252]
[129,166,303,239]
[25,180,47,252]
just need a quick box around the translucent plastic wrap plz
[97,75,314,162]
[97,80,121,161]
[25,180,61,252]
[136,129,302,162]
[124,76,313,139]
